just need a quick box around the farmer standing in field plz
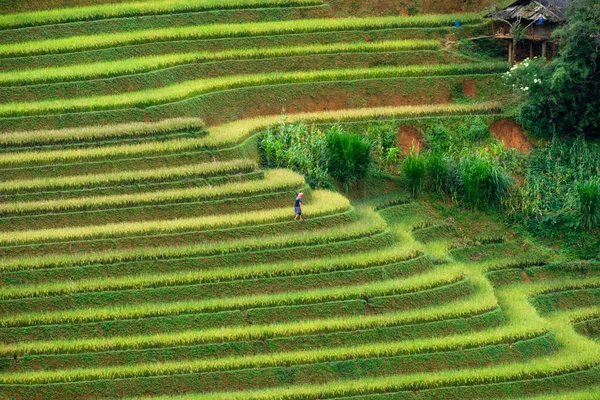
[294,192,303,221]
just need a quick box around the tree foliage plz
[505,0,600,137]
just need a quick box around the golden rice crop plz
[0,40,440,86]
[0,0,323,29]
[0,63,507,117]
[0,14,483,57]
[0,190,348,245]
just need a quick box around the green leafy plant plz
[403,148,426,197]
[326,126,372,192]
[459,153,513,210]
[426,152,449,196]
[576,180,600,231]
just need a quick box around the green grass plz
[0,63,507,117]
[0,0,324,29]
[0,40,440,86]
[0,14,483,57]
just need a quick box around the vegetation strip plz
[0,278,498,356]
[0,249,420,300]
[0,118,204,147]
[0,0,323,30]
[0,40,440,86]
[0,190,346,246]
[0,14,482,57]
[0,207,386,272]
[0,159,255,193]
[0,169,304,216]
[118,280,600,400]
[0,324,546,384]
[0,63,507,117]
[0,103,502,166]
[0,266,464,327]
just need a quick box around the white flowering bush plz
[503,57,547,95]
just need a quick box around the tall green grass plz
[0,40,440,86]
[0,0,323,29]
[0,14,483,57]
[0,63,507,117]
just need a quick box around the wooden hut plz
[487,0,568,63]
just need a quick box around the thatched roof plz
[488,0,569,22]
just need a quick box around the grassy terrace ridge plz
[0,249,422,300]
[506,387,600,400]
[0,169,304,216]
[110,282,598,400]
[0,117,205,147]
[0,266,465,327]
[0,159,255,193]
[0,190,347,245]
[0,103,502,166]
[0,63,507,117]
[0,14,483,57]
[0,40,440,86]
[0,320,546,384]
[0,276,499,357]
[0,206,386,271]
[0,0,324,30]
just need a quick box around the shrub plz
[260,119,331,188]
[424,124,451,153]
[365,122,399,171]
[403,149,426,197]
[576,180,600,231]
[426,153,449,196]
[326,126,372,192]
[459,153,513,210]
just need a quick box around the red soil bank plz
[490,118,532,153]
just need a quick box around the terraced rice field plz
[0,1,599,399]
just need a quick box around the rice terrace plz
[0,0,599,398]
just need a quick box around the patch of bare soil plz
[397,125,424,153]
[490,118,533,153]
[461,77,477,99]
